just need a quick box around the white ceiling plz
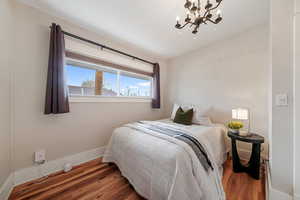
[19,0,269,59]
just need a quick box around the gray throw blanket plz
[136,121,213,172]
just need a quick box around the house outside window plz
[65,60,153,100]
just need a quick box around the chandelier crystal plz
[175,0,223,34]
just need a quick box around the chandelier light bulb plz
[206,12,212,18]
[176,16,180,22]
[191,2,198,12]
[184,0,192,8]
[205,0,213,10]
[215,9,222,24]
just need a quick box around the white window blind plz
[65,37,153,74]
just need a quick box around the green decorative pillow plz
[173,107,194,125]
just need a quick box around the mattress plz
[103,119,227,200]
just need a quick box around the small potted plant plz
[228,121,244,134]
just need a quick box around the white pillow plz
[192,106,213,126]
[193,116,212,126]
[171,104,180,120]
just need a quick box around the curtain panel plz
[44,23,70,114]
[152,63,161,109]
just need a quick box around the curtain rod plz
[49,25,156,65]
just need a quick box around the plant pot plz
[238,130,250,136]
[229,128,239,134]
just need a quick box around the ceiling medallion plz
[175,0,223,34]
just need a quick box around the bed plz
[103,119,227,200]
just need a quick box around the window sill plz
[69,96,152,103]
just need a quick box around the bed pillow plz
[193,116,212,126]
[171,104,180,120]
[192,106,213,125]
[171,103,212,125]
[171,104,193,120]
[173,107,194,125]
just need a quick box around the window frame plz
[65,58,153,103]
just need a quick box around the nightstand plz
[227,131,264,180]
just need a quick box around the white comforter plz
[103,119,227,200]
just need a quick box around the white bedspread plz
[103,119,227,200]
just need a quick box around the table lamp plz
[232,108,250,136]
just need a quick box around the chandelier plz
[175,0,223,34]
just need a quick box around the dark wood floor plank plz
[9,157,265,200]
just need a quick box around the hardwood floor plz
[9,158,265,200]
[222,159,265,200]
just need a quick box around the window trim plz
[65,57,153,103]
[69,96,152,103]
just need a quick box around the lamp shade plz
[232,108,249,120]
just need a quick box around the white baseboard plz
[0,174,14,200]
[265,160,270,200]
[14,146,106,186]
[294,194,300,200]
[266,160,294,200]
[269,188,293,200]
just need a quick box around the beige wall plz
[0,0,13,186]
[12,2,167,170]
[4,1,298,198]
[270,0,294,196]
[166,25,269,156]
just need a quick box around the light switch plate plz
[275,94,288,106]
[35,149,46,164]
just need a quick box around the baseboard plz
[0,174,14,200]
[266,160,293,200]
[14,146,106,186]
[265,160,270,200]
[294,194,300,200]
[269,188,293,200]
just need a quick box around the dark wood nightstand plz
[227,131,264,180]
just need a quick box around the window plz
[65,61,152,99]
[119,72,151,97]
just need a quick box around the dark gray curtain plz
[44,23,69,114]
[152,63,161,109]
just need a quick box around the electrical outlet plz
[35,150,46,164]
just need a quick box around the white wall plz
[0,0,14,187]
[166,25,269,156]
[294,0,300,198]
[270,0,294,196]
[11,2,167,171]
